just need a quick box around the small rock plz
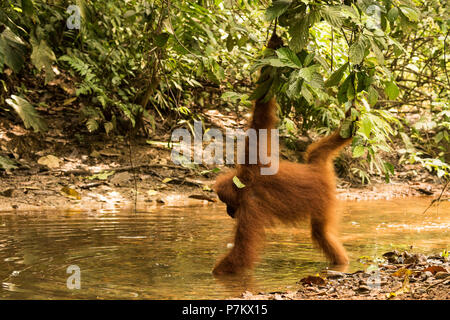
[357,285,371,293]
[0,188,14,197]
[415,288,426,294]
[323,270,346,279]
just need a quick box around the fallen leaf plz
[0,188,14,197]
[61,186,81,200]
[392,268,413,277]
[90,150,101,158]
[162,178,173,184]
[87,171,115,180]
[63,97,77,106]
[422,266,447,275]
[300,275,326,286]
[37,155,61,169]
[109,171,131,185]
[147,190,158,196]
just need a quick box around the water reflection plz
[0,198,448,299]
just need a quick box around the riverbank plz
[1,124,449,212]
[237,251,449,300]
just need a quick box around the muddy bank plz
[237,251,450,300]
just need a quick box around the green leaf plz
[226,35,234,52]
[368,86,379,106]
[232,176,246,189]
[384,162,395,182]
[370,39,384,65]
[337,76,351,104]
[86,118,99,132]
[0,156,18,171]
[104,122,114,134]
[249,77,274,101]
[0,27,27,73]
[320,5,344,28]
[21,0,35,16]
[30,38,56,82]
[325,62,348,87]
[349,37,366,65]
[5,95,47,132]
[265,0,291,21]
[385,81,399,100]
[289,17,309,52]
[387,7,399,22]
[301,85,314,104]
[361,117,373,138]
[352,145,365,158]
[154,33,170,47]
[399,6,419,22]
[276,47,302,68]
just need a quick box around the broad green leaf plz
[352,145,365,158]
[86,118,99,132]
[5,95,47,132]
[320,6,344,28]
[349,37,366,65]
[276,47,302,68]
[265,0,291,21]
[384,162,395,182]
[387,7,399,22]
[154,33,170,47]
[298,67,313,82]
[399,6,419,22]
[0,156,18,171]
[232,176,246,189]
[301,85,314,104]
[249,77,273,101]
[337,76,351,104]
[361,117,373,138]
[325,62,348,87]
[384,81,400,100]
[368,86,379,106]
[21,0,35,16]
[286,76,302,99]
[0,27,27,73]
[226,35,234,52]
[370,39,384,65]
[104,122,114,134]
[30,38,56,82]
[289,17,309,52]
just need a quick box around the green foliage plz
[0,155,18,171]
[5,95,47,132]
[253,0,449,183]
[0,0,448,184]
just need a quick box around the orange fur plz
[212,95,352,275]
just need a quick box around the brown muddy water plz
[0,198,448,299]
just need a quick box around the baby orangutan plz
[212,97,352,275]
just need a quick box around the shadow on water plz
[0,198,448,299]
